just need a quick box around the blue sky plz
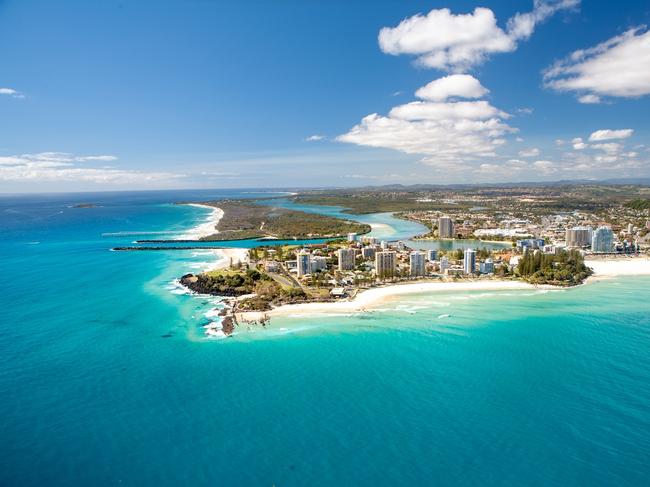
[1,0,649,192]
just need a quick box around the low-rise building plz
[330,287,347,298]
[479,258,494,274]
[361,247,376,260]
[516,238,545,251]
[360,236,377,245]
[445,267,465,276]
[311,256,327,272]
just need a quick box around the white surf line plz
[176,204,224,240]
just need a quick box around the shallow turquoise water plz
[1,191,649,486]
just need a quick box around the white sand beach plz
[369,222,394,234]
[177,203,250,271]
[205,248,249,272]
[237,256,650,321]
[585,256,650,278]
[177,203,224,240]
[236,279,539,321]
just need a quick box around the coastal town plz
[178,185,650,337]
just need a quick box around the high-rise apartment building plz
[565,226,592,247]
[409,251,426,277]
[338,248,356,271]
[440,256,449,273]
[463,248,476,275]
[375,251,396,279]
[591,226,614,253]
[297,250,311,276]
[438,216,454,238]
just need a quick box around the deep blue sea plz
[1,190,649,486]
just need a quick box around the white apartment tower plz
[591,226,614,253]
[463,248,476,275]
[409,251,426,277]
[439,256,450,273]
[297,250,311,277]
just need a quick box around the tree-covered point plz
[182,269,271,296]
[237,285,308,312]
[184,201,371,240]
[516,249,592,286]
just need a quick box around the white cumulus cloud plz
[0,87,25,99]
[572,137,587,150]
[389,100,508,121]
[75,155,118,162]
[0,152,180,184]
[577,94,601,104]
[337,77,515,167]
[518,147,540,157]
[414,74,489,101]
[588,129,633,141]
[591,142,622,154]
[378,7,513,71]
[507,0,580,41]
[378,1,579,71]
[555,127,646,177]
[533,160,557,174]
[305,134,326,141]
[544,27,650,101]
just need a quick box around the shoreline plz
[584,256,650,281]
[235,279,544,322]
[236,256,650,322]
[177,202,650,332]
[204,248,250,272]
[178,203,250,273]
[177,203,224,240]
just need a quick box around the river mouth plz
[253,197,510,251]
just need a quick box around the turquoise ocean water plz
[1,190,649,486]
